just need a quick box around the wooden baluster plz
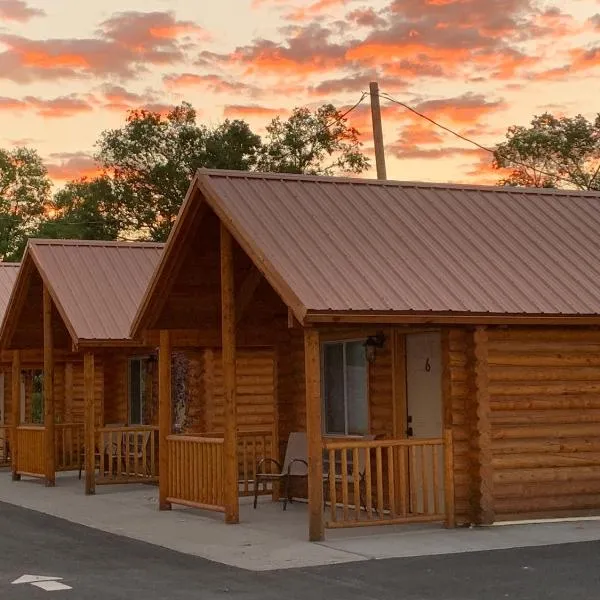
[376,446,384,519]
[432,443,440,516]
[328,449,337,522]
[242,438,249,495]
[341,448,349,521]
[422,445,430,515]
[364,446,372,519]
[352,447,360,520]
[203,441,209,504]
[387,445,396,519]
[410,445,418,514]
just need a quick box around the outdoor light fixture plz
[364,331,386,363]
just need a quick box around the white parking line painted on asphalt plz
[32,581,72,592]
[12,574,72,591]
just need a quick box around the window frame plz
[128,356,149,426]
[320,338,369,437]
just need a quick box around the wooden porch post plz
[304,328,324,542]
[43,285,55,487]
[158,329,172,511]
[221,223,239,524]
[473,327,494,524]
[84,352,95,495]
[11,350,20,481]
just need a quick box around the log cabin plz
[131,169,600,541]
[0,239,164,493]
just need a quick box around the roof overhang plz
[305,311,600,326]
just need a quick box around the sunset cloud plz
[223,104,286,119]
[285,0,355,22]
[45,152,102,181]
[0,0,44,22]
[0,11,205,83]
[0,94,93,117]
[163,73,261,96]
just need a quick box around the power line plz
[375,90,579,188]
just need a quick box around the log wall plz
[487,328,600,520]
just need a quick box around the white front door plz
[405,332,443,514]
[406,332,442,438]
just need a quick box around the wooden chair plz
[78,423,126,480]
[126,430,153,477]
[253,431,308,510]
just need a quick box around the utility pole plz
[369,81,387,180]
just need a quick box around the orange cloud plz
[0,94,93,117]
[163,73,261,96]
[0,0,44,22]
[45,153,102,181]
[223,104,286,119]
[286,0,353,22]
[0,11,204,83]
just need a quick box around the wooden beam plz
[221,223,239,524]
[441,329,455,528]
[473,326,494,524]
[11,350,20,481]
[391,329,407,439]
[304,327,324,542]
[84,352,95,495]
[43,285,55,487]
[235,267,262,325]
[158,329,172,511]
[64,362,73,423]
[305,312,600,326]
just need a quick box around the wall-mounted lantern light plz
[364,331,386,363]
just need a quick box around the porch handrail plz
[96,425,158,484]
[55,422,84,472]
[322,434,451,528]
[166,434,224,511]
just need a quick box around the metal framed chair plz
[253,431,308,510]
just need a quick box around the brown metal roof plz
[5,240,163,346]
[0,263,19,322]
[132,168,600,332]
[199,170,600,318]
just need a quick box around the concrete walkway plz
[2,471,600,571]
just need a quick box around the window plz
[27,370,43,425]
[322,340,368,435]
[128,357,149,425]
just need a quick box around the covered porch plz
[130,184,457,540]
[0,240,164,492]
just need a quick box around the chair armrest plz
[256,457,282,475]
[287,458,308,476]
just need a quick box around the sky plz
[0,0,598,187]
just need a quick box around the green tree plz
[493,113,600,190]
[95,102,262,241]
[257,104,370,175]
[34,176,121,241]
[0,147,51,261]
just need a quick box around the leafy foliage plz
[0,100,370,258]
[95,102,262,241]
[494,113,600,190]
[34,176,122,241]
[258,104,370,175]
[0,147,51,261]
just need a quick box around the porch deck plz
[3,470,600,572]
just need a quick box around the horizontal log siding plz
[446,329,474,524]
[488,328,600,519]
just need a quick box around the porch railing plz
[323,432,453,528]
[55,423,85,472]
[200,427,278,497]
[166,435,224,511]
[0,425,11,467]
[15,425,46,478]
[96,426,159,485]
